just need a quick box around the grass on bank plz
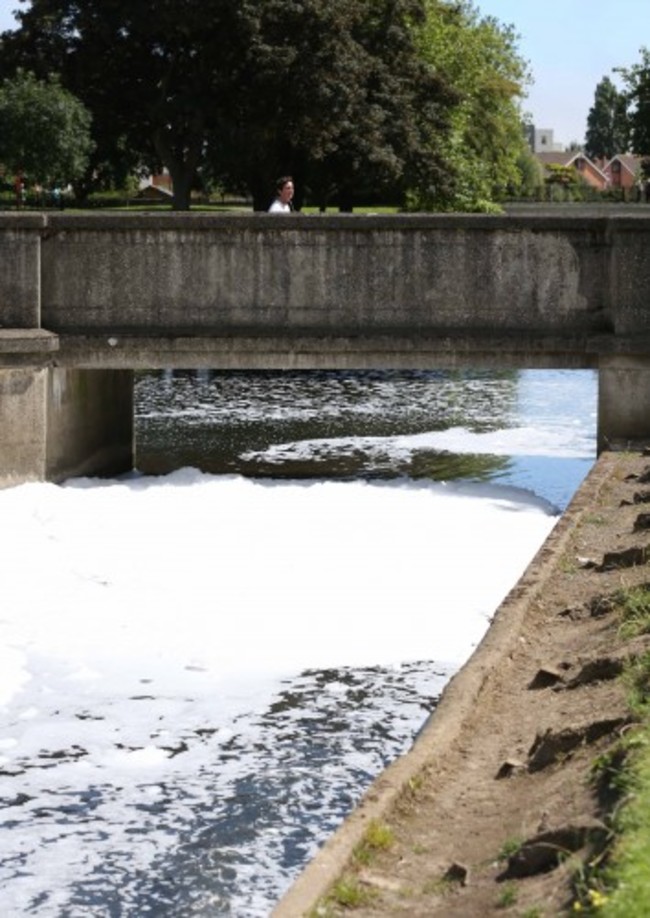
[590,713,650,916]
[575,624,650,916]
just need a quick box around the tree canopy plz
[414,0,531,210]
[615,47,650,158]
[585,76,629,160]
[0,69,93,190]
[0,0,530,211]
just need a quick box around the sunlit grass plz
[599,724,650,916]
[353,819,395,866]
[615,585,650,640]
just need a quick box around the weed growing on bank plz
[573,650,650,914]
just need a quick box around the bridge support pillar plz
[0,366,134,488]
[598,357,650,453]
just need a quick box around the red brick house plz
[535,151,609,191]
[602,154,644,191]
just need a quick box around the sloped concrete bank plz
[272,451,618,917]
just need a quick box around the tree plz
[210,0,458,210]
[585,76,629,160]
[0,0,249,209]
[0,69,93,194]
[0,0,458,211]
[616,48,650,157]
[413,0,531,211]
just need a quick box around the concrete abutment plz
[598,356,650,452]
[0,364,133,489]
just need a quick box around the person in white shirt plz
[268,176,295,212]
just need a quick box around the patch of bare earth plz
[319,450,650,917]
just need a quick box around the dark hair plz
[276,175,293,192]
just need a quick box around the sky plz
[477,0,648,147]
[0,0,646,150]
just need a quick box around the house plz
[535,151,609,191]
[603,153,644,191]
[137,169,173,200]
[136,183,173,202]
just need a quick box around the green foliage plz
[597,725,650,916]
[0,0,533,211]
[0,69,93,188]
[353,820,395,865]
[212,0,458,211]
[496,882,517,908]
[624,652,650,717]
[545,163,581,186]
[585,76,630,160]
[497,836,523,861]
[328,877,375,908]
[411,0,531,211]
[615,585,650,640]
[515,146,545,198]
[1,0,458,211]
[615,47,650,157]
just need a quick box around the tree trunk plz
[153,127,204,211]
[167,164,194,211]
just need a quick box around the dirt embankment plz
[274,449,650,917]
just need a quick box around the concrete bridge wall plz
[1,212,650,485]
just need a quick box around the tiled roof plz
[604,154,643,176]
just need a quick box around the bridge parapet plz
[37,212,615,340]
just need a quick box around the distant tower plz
[532,128,564,153]
[534,129,554,152]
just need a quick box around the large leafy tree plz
[414,0,530,210]
[0,0,249,208]
[212,0,457,210]
[0,0,458,211]
[585,76,629,160]
[0,69,93,191]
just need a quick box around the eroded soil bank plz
[274,449,650,917]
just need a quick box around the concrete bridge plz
[2,210,650,486]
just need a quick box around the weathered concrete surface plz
[38,213,612,338]
[0,214,44,328]
[0,212,648,371]
[45,368,134,482]
[0,366,133,488]
[599,357,650,452]
[0,367,49,486]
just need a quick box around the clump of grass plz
[497,836,523,862]
[496,882,518,908]
[623,652,650,716]
[597,724,650,917]
[572,659,650,915]
[615,585,650,640]
[584,513,608,526]
[328,877,374,909]
[353,820,395,866]
[421,876,453,896]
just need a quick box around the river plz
[0,368,596,916]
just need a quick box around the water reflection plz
[135,369,518,481]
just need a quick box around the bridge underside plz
[1,329,649,487]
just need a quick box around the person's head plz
[275,176,294,206]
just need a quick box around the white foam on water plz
[0,472,560,914]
